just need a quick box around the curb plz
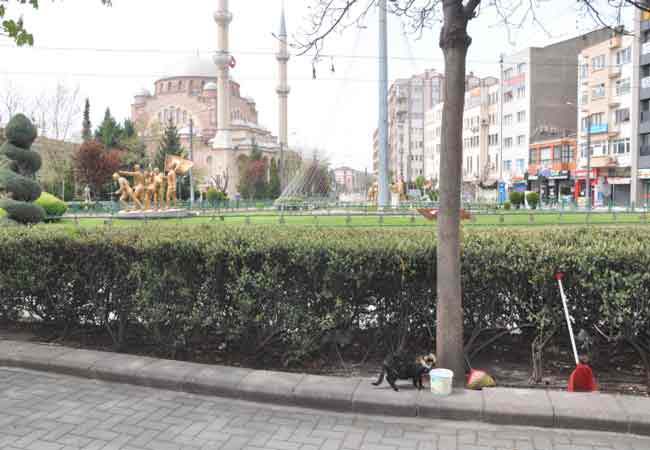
[0,340,648,436]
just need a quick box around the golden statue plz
[164,155,194,210]
[391,178,407,201]
[147,168,164,210]
[367,182,378,203]
[113,173,142,210]
[119,164,146,208]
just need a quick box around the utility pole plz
[377,0,390,208]
[586,114,592,210]
[189,117,195,207]
[498,53,504,201]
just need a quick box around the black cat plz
[372,352,436,392]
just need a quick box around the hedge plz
[35,192,68,218]
[0,225,648,384]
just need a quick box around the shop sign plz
[607,177,631,185]
[639,169,650,179]
[589,124,608,134]
[573,169,598,179]
[547,170,570,180]
[528,175,539,181]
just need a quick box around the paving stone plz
[237,370,305,405]
[90,353,159,385]
[352,379,418,417]
[548,391,629,433]
[416,388,482,422]
[293,375,362,412]
[617,394,650,436]
[483,388,554,428]
[183,364,252,398]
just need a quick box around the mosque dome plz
[134,88,150,97]
[203,82,218,91]
[160,54,216,79]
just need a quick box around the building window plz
[516,159,525,173]
[615,78,631,96]
[503,160,512,171]
[540,147,553,165]
[517,135,526,146]
[641,134,650,155]
[504,137,513,148]
[529,148,538,163]
[504,114,513,126]
[517,63,527,74]
[614,108,630,124]
[503,68,513,80]
[517,86,525,99]
[488,134,499,146]
[561,144,574,163]
[616,47,631,65]
[580,91,589,105]
[504,91,514,103]
[611,138,630,154]
[591,54,606,71]
[517,110,526,123]
[592,83,606,98]
[580,63,589,80]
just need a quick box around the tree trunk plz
[436,0,472,385]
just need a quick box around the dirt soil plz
[1,323,647,397]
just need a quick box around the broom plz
[556,272,597,392]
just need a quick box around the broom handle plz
[558,277,580,366]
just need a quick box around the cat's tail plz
[372,369,385,386]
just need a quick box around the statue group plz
[113,156,193,211]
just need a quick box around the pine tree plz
[123,119,136,139]
[154,120,185,171]
[95,108,122,149]
[82,98,92,142]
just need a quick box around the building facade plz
[636,9,650,207]
[373,69,444,183]
[528,130,577,204]
[577,31,634,207]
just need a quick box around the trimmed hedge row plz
[0,225,649,382]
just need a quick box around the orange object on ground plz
[417,208,472,221]
[556,272,597,392]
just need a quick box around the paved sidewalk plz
[2,367,649,450]
[1,340,649,438]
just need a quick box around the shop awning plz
[607,177,631,185]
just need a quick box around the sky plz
[0,0,632,172]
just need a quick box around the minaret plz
[213,0,232,150]
[276,3,290,188]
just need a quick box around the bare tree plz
[294,0,650,382]
[0,80,27,125]
[33,82,83,142]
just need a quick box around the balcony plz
[616,153,632,167]
[608,65,622,79]
[609,35,622,49]
[641,111,650,134]
[642,77,650,100]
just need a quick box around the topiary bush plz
[206,187,227,205]
[503,201,511,210]
[509,191,523,209]
[526,192,540,210]
[35,192,68,219]
[0,114,45,224]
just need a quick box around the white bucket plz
[429,369,454,396]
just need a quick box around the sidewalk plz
[1,339,648,436]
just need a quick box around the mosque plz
[130,0,290,199]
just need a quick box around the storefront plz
[607,177,631,207]
[573,169,599,207]
[639,169,650,208]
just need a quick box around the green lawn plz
[42,210,650,230]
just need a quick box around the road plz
[0,367,648,450]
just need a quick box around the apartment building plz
[636,9,650,207]
[373,69,444,182]
[577,31,634,207]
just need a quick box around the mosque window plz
[158,112,162,123]
[178,80,183,90]
[189,80,194,90]
[167,81,172,91]
[176,110,181,124]
[207,156,213,168]
[182,111,188,124]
